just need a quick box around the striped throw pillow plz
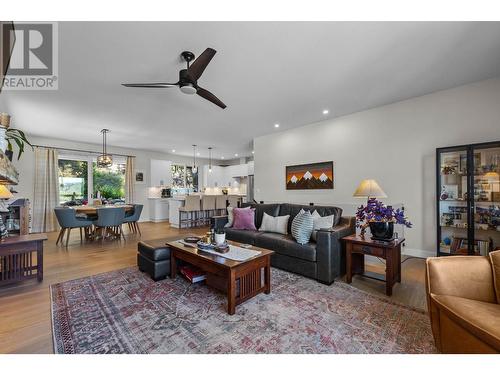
[291,210,314,245]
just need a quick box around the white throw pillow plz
[258,212,290,234]
[311,210,335,241]
[225,205,250,228]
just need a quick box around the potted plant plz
[356,198,412,240]
[5,128,33,161]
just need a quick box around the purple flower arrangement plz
[356,198,412,229]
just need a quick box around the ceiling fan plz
[122,48,226,109]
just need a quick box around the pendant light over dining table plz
[97,129,113,168]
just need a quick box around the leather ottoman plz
[137,241,171,281]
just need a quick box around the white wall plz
[254,78,500,255]
[11,135,213,223]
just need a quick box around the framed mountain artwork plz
[286,161,334,190]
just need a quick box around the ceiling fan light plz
[180,84,197,95]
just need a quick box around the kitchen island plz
[168,194,246,228]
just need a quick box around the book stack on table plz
[179,265,206,283]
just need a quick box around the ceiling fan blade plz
[122,83,178,88]
[187,48,216,81]
[196,87,226,109]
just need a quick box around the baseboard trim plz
[402,247,434,259]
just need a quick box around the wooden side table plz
[0,234,48,286]
[342,234,404,296]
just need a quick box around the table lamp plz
[0,184,13,212]
[0,185,12,240]
[353,179,387,200]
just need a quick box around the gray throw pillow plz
[258,212,290,234]
[291,210,314,245]
[311,210,335,241]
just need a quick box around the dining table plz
[71,204,135,216]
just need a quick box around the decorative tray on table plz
[197,240,230,254]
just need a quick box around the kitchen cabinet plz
[149,198,169,222]
[150,159,172,187]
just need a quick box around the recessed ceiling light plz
[323,109,329,115]
[235,153,238,157]
[221,156,225,159]
[274,123,280,128]
[251,150,255,154]
[172,149,176,153]
[196,152,200,156]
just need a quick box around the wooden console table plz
[342,234,404,296]
[0,234,48,285]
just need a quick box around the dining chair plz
[178,195,201,228]
[122,204,144,236]
[54,207,94,247]
[201,195,216,225]
[215,195,228,216]
[93,207,126,241]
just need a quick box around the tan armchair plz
[425,251,500,353]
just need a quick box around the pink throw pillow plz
[232,208,257,230]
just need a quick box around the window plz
[58,159,89,204]
[93,162,126,200]
[58,154,126,204]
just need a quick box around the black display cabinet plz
[437,141,500,256]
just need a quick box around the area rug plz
[51,267,436,354]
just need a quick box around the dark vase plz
[369,221,394,240]
[5,150,13,161]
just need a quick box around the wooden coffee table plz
[166,239,274,315]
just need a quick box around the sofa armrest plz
[211,215,229,231]
[315,216,356,284]
[425,256,496,303]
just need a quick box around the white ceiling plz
[2,21,500,159]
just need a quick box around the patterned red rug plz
[51,267,436,354]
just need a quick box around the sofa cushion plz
[224,228,263,245]
[432,294,500,350]
[311,210,335,242]
[489,250,500,302]
[279,204,343,234]
[225,205,250,228]
[259,212,290,234]
[254,232,316,262]
[253,204,281,229]
[232,208,257,230]
[291,210,314,244]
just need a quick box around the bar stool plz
[228,195,241,208]
[178,195,201,228]
[201,195,216,225]
[215,195,228,216]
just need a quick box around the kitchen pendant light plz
[208,147,213,173]
[192,144,198,174]
[97,129,113,168]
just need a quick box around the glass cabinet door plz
[472,143,500,256]
[438,148,469,255]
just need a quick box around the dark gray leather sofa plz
[211,203,355,284]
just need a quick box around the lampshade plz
[353,179,387,198]
[0,185,13,199]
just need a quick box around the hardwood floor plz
[0,222,427,354]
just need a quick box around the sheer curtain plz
[32,147,60,233]
[125,156,135,203]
